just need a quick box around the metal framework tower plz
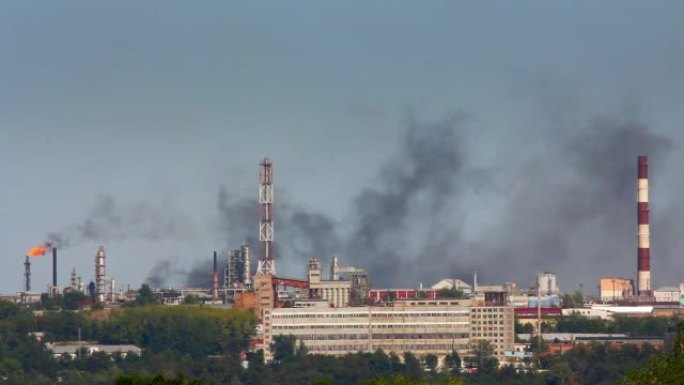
[637,155,651,296]
[95,246,106,304]
[256,158,276,275]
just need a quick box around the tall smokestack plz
[637,155,651,296]
[52,247,57,290]
[24,256,31,292]
[212,251,219,299]
[242,243,252,286]
[95,246,106,304]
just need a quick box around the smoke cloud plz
[142,111,677,292]
[46,195,196,248]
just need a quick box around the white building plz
[431,278,473,294]
[653,287,680,303]
[537,272,559,296]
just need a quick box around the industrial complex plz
[7,155,684,366]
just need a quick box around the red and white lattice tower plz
[637,155,651,296]
[256,158,276,275]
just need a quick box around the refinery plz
[5,155,682,365]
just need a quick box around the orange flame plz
[27,243,52,257]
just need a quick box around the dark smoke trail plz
[46,195,196,248]
[466,118,674,289]
[344,113,469,285]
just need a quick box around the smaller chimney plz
[212,251,219,300]
[24,256,31,292]
[53,247,58,289]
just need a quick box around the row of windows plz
[471,326,506,331]
[271,323,469,330]
[304,343,471,353]
[371,323,468,329]
[472,308,509,313]
[472,314,505,319]
[471,332,506,337]
[271,311,469,320]
[272,324,366,329]
[471,320,505,325]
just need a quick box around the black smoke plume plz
[47,195,195,248]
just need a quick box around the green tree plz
[182,294,200,305]
[423,354,437,372]
[135,284,158,306]
[440,287,466,299]
[560,290,583,309]
[271,335,296,363]
[468,339,494,368]
[403,352,421,379]
[444,350,461,372]
[623,321,684,384]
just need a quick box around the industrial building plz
[599,278,634,302]
[263,297,514,363]
[537,272,559,296]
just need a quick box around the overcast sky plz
[2,2,684,294]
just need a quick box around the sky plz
[2,1,684,295]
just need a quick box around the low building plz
[431,278,473,294]
[562,307,612,320]
[46,342,142,359]
[653,287,680,303]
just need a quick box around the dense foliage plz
[622,322,684,384]
[0,298,679,385]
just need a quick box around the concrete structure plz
[328,256,370,305]
[637,155,651,296]
[599,278,634,302]
[263,299,514,363]
[590,305,653,317]
[308,258,350,308]
[264,301,473,362]
[470,305,515,357]
[562,308,613,320]
[653,287,680,303]
[431,278,472,294]
[537,272,559,295]
[253,273,274,319]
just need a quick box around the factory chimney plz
[71,268,78,291]
[52,247,58,294]
[24,256,31,292]
[241,243,252,286]
[95,246,106,304]
[212,251,219,299]
[637,155,651,296]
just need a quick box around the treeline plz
[515,314,677,336]
[0,299,255,384]
[35,304,255,357]
[0,298,676,385]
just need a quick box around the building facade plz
[599,278,634,302]
[263,299,514,363]
[469,306,515,357]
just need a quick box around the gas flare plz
[26,243,52,257]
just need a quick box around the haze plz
[2,2,684,294]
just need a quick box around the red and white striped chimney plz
[637,155,651,296]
